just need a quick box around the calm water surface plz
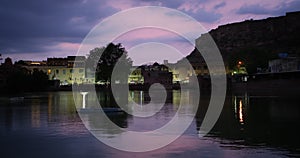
[0,91,299,158]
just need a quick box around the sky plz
[0,0,299,64]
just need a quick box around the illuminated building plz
[20,56,86,85]
[140,62,173,86]
[128,66,144,84]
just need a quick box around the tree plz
[4,67,49,93]
[86,43,132,83]
[30,69,49,91]
[6,66,30,93]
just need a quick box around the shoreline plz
[1,72,300,97]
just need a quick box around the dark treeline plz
[0,58,48,94]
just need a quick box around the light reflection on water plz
[0,91,299,157]
[238,100,244,124]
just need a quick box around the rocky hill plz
[210,11,300,54]
[188,11,300,73]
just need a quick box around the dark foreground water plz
[0,91,299,158]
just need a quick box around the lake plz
[0,91,299,158]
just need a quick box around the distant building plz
[128,66,144,84]
[19,56,87,85]
[232,61,248,75]
[141,62,173,86]
[269,55,300,73]
[46,56,86,85]
[186,50,209,76]
[47,56,85,68]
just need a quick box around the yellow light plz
[47,69,51,74]
[31,62,41,65]
[239,100,244,124]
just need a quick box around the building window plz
[63,69,66,75]
[79,69,84,73]
[70,69,73,73]
[56,69,59,74]
[47,69,51,74]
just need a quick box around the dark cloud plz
[2,0,298,59]
[0,0,221,57]
[214,2,226,10]
[236,0,300,16]
[276,0,300,14]
[174,0,222,23]
[134,0,220,23]
[0,0,117,54]
[137,0,183,8]
[185,9,222,23]
[236,4,270,15]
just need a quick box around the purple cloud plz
[0,0,299,62]
[237,0,300,15]
[214,2,226,10]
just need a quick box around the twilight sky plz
[0,0,299,64]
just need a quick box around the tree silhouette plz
[86,43,132,83]
[30,68,49,91]
[2,66,49,93]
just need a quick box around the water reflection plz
[73,90,190,133]
[0,91,299,157]
[31,101,40,128]
[238,100,244,124]
[233,93,250,126]
[202,93,300,150]
[0,92,85,136]
[233,95,248,126]
[78,89,199,152]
